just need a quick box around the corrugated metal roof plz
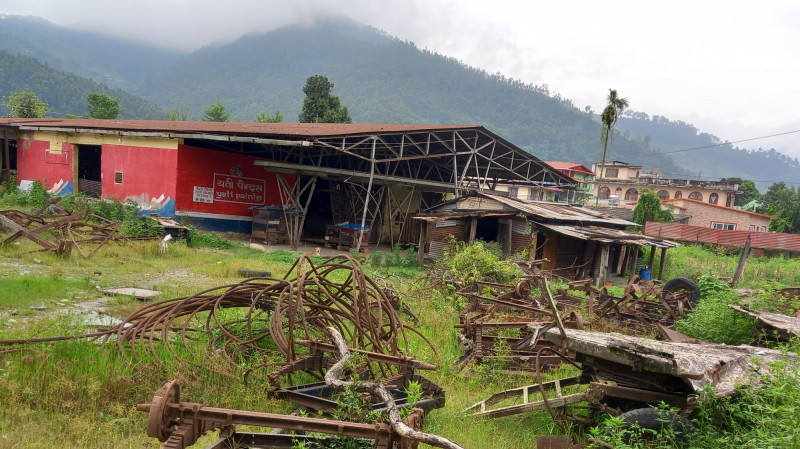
[538,223,680,248]
[543,161,594,175]
[476,191,638,227]
[0,118,479,138]
[417,191,679,247]
[414,211,515,222]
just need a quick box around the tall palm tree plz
[595,89,629,206]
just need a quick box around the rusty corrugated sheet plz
[476,191,637,227]
[0,118,477,138]
[414,211,514,222]
[538,223,679,248]
[645,222,800,252]
[428,220,468,259]
[510,217,530,254]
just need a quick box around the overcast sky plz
[4,0,799,158]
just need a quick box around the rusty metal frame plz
[138,381,399,449]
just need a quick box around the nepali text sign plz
[193,186,214,203]
[213,174,266,205]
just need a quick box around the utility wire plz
[627,129,800,159]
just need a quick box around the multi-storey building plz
[591,161,738,208]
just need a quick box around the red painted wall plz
[16,139,74,190]
[175,145,289,216]
[102,144,178,203]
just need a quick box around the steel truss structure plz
[1,120,576,249]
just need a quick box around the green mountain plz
[0,49,165,119]
[0,14,795,189]
[0,14,178,91]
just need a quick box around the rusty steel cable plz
[0,254,433,384]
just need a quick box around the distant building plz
[544,161,595,202]
[488,161,593,203]
[591,161,738,208]
[664,198,772,232]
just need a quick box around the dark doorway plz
[77,145,102,197]
[1,136,17,183]
[475,216,499,242]
[303,178,334,241]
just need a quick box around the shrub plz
[188,225,234,249]
[437,237,522,285]
[675,274,756,344]
[0,176,48,209]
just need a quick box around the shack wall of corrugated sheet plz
[510,217,530,255]
[428,219,468,259]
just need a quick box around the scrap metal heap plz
[0,197,146,257]
[98,255,440,389]
[552,275,697,332]
[455,279,582,374]
[453,273,700,375]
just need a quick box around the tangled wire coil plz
[4,254,435,383]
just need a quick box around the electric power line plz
[627,129,800,159]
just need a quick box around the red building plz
[0,119,573,243]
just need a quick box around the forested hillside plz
[0,50,165,119]
[137,18,680,172]
[0,15,178,90]
[1,14,797,188]
[619,112,800,190]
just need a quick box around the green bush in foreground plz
[438,237,522,285]
[675,274,756,344]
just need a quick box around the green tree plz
[87,93,120,119]
[720,177,761,207]
[759,182,798,233]
[596,89,629,206]
[255,110,284,123]
[632,190,674,224]
[202,102,230,122]
[8,91,48,117]
[168,106,189,121]
[298,75,352,123]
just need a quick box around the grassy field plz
[1,214,799,448]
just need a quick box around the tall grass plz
[1,212,798,448]
[652,244,800,287]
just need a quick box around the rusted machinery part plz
[145,380,182,441]
[138,380,397,449]
[515,279,532,298]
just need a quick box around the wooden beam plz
[528,228,538,262]
[468,216,478,245]
[615,245,627,274]
[732,235,752,286]
[627,245,640,283]
[658,247,668,280]
[597,243,610,287]
[417,221,427,266]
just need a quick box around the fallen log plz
[324,326,464,449]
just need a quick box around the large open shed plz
[0,119,575,248]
